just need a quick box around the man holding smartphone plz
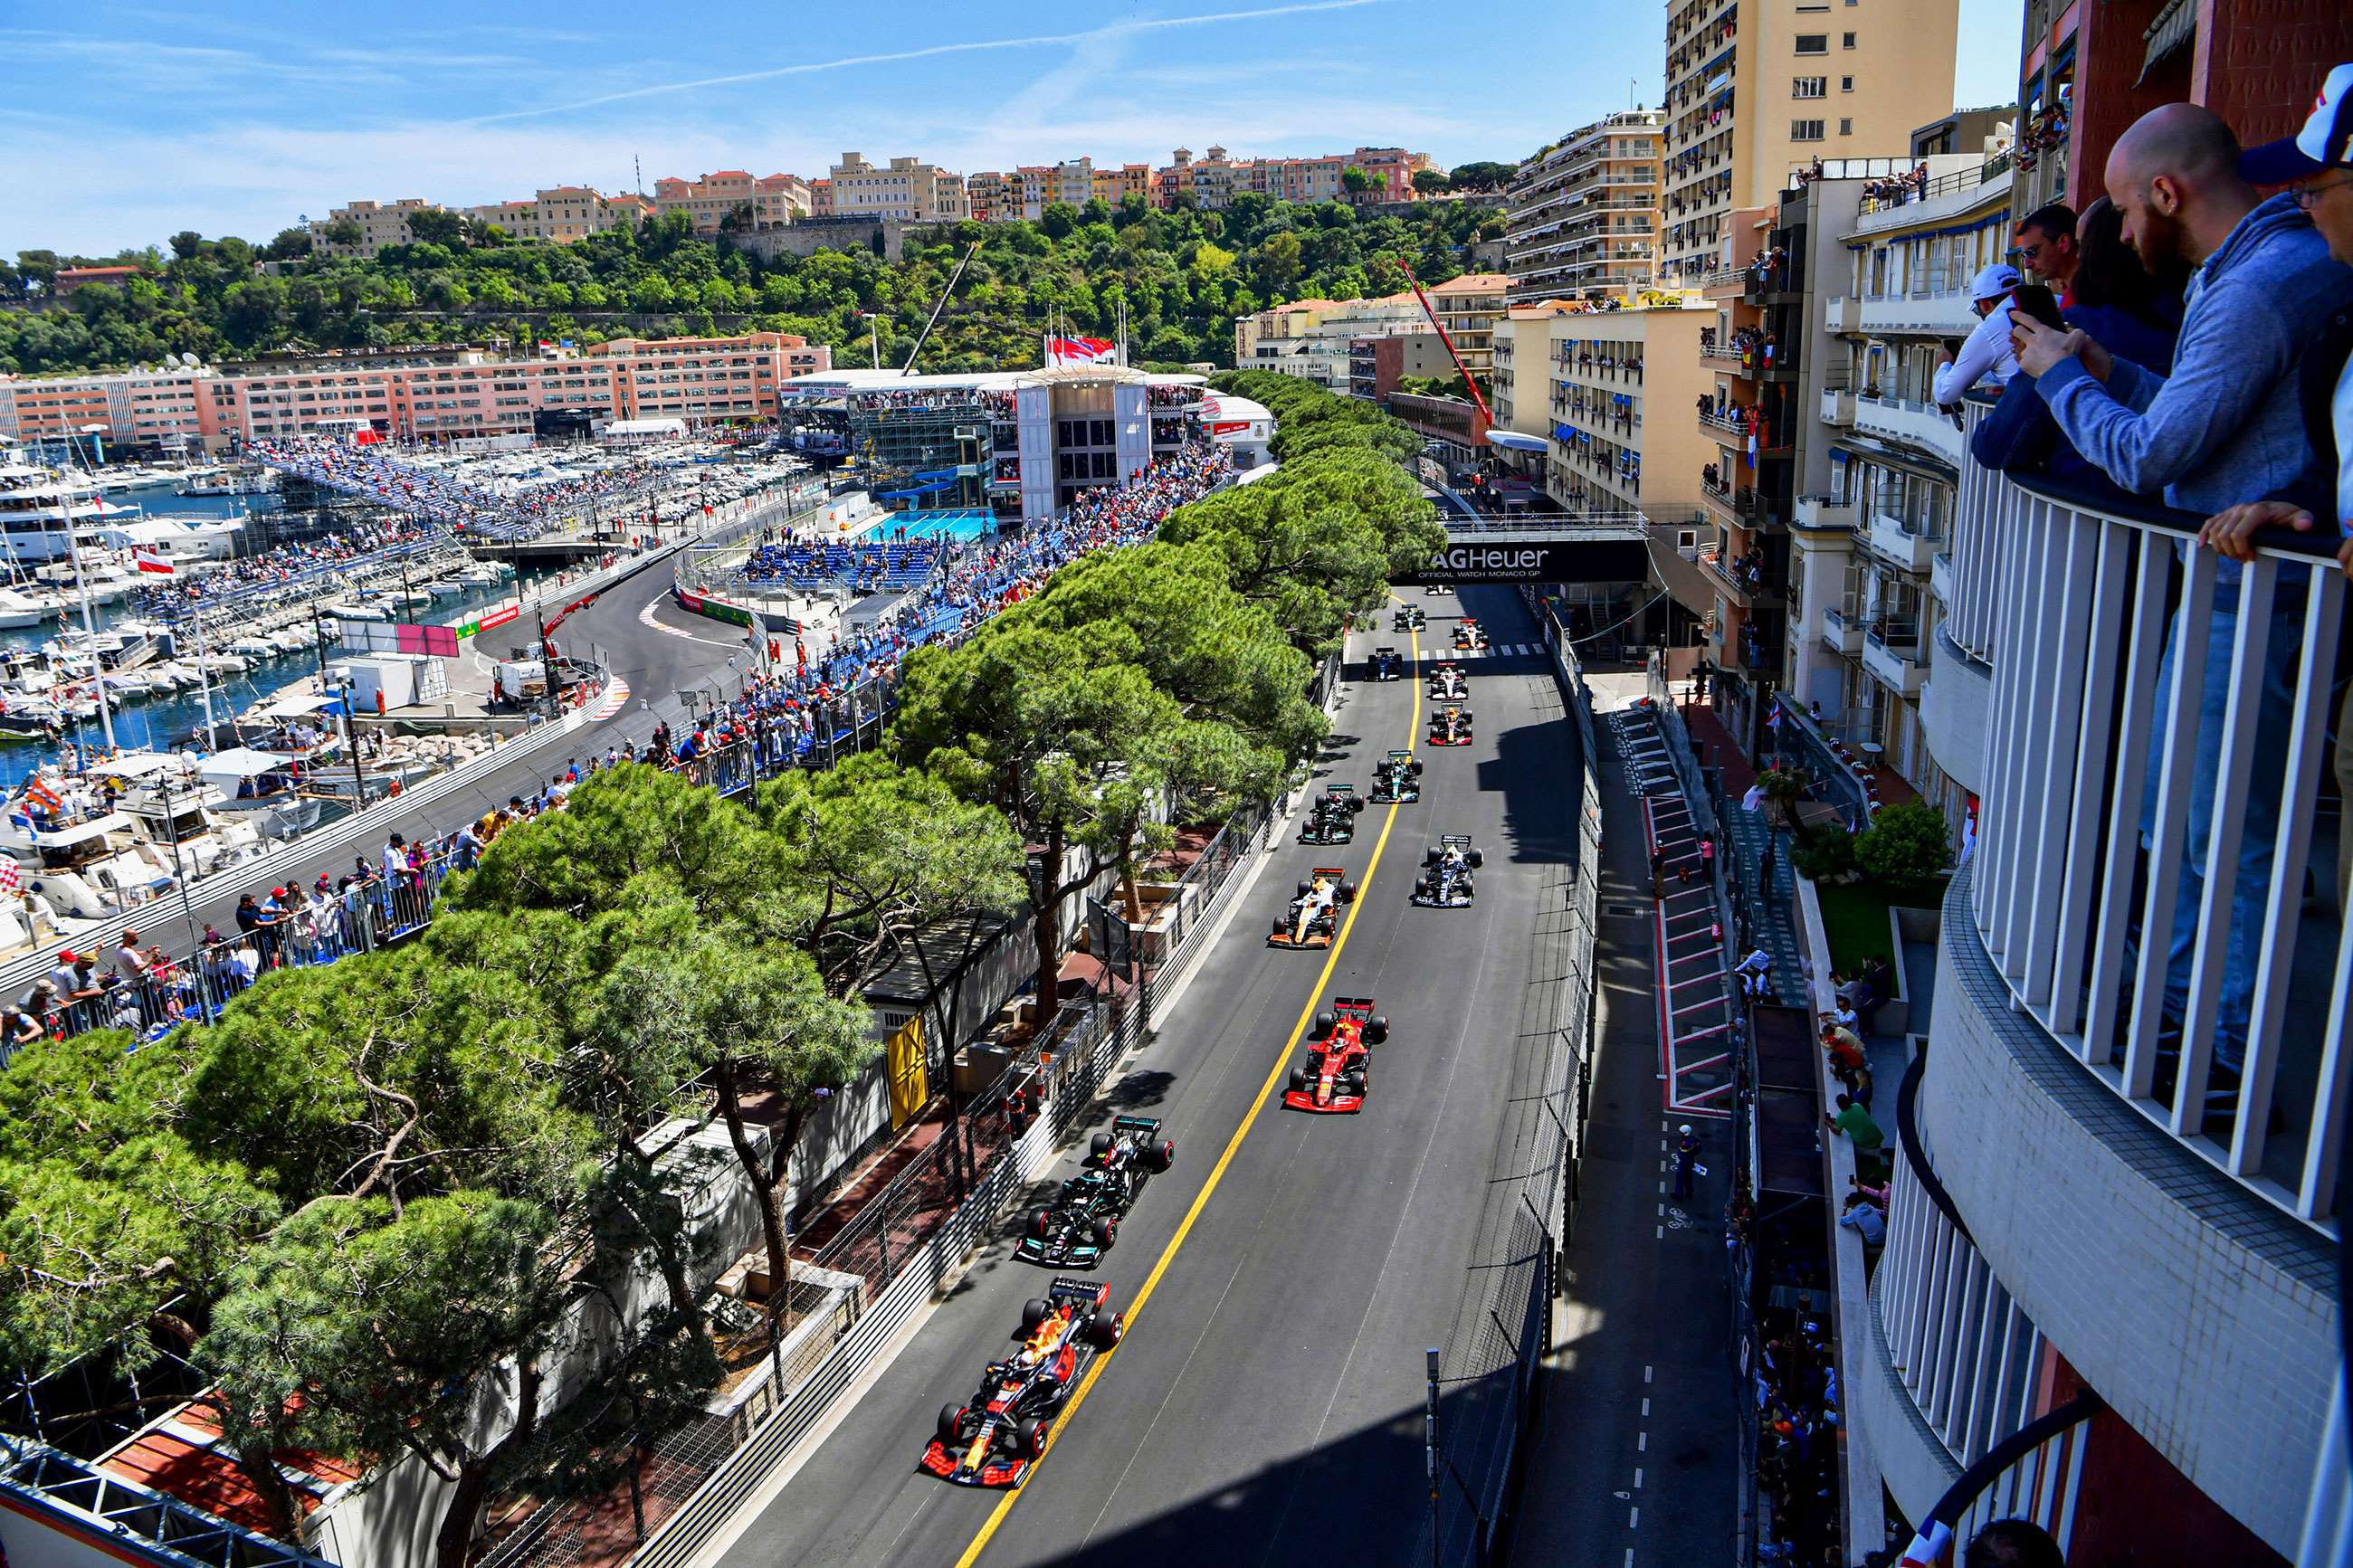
[1932,263,2024,406]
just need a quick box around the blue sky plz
[3,0,2021,255]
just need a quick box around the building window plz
[1840,118,1853,135]
[1796,33,1828,52]
[1843,74,1855,90]
[1794,76,1827,98]
[1792,119,1826,141]
[1843,30,1856,45]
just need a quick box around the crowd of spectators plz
[129,516,442,616]
[250,435,681,545]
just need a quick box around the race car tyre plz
[1088,1310,1126,1349]
[1468,847,1485,868]
[1340,1072,1366,1096]
[1348,795,1366,813]
[1462,877,1476,898]
[1314,1010,1337,1036]
[1289,1068,1309,1092]
[1152,1139,1176,1171]
[1295,879,1311,898]
[1272,915,1289,936]
[939,1403,968,1443]
[1424,843,1441,864]
[1027,1207,1052,1239]
[1015,1417,1049,1459]
[1367,1016,1390,1043]
[1340,880,1358,902]
[1091,1217,1116,1250]
[1021,1298,1051,1334]
[1410,759,1424,775]
[1090,1132,1113,1160]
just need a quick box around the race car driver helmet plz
[1016,1347,1042,1370]
[1679,1124,1692,1136]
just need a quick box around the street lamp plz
[856,311,881,371]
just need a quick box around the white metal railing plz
[1959,463,2350,1226]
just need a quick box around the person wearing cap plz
[1672,1124,1701,1202]
[2010,100,2353,1073]
[1932,262,2025,406]
[2199,63,2353,917]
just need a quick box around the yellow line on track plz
[951,607,1424,1568]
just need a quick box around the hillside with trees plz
[0,190,1503,379]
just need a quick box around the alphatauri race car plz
[1367,645,1405,681]
[1413,834,1485,908]
[922,1278,1126,1487]
[1453,617,1489,651]
[1270,865,1358,948]
[1016,1115,1175,1269]
[1299,784,1367,845]
[1426,662,1467,701]
[1430,704,1474,746]
[1283,996,1390,1113]
[1392,603,1427,632]
[1369,749,1423,803]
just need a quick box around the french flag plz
[1046,335,1116,366]
[132,546,176,575]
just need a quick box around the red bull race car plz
[1367,645,1405,681]
[1016,1116,1175,1269]
[1369,748,1422,803]
[1412,834,1484,908]
[922,1278,1126,1487]
[1283,996,1390,1114]
[1270,866,1358,948]
[1453,618,1489,651]
[1430,704,1474,746]
[1299,784,1367,845]
[1427,662,1468,701]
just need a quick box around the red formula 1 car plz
[921,1278,1126,1487]
[1283,996,1390,1113]
[1429,704,1474,746]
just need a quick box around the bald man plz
[2008,103,2353,1075]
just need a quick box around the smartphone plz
[2008,283,2065,333]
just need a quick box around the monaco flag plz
[132,546,176,575]
[1046,335,1117,366]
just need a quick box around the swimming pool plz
[900,508,1000,542]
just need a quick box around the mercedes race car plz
[1283,996,1390,1114]
[1270,865,1358,949]
[1426,662,1467,701]
[1392,604,1427,632]
[1430,704,1475,746]
[1453,617,1489,651]
[1299,784,1367,845]
[1369,748,1423,803]
[922,1278,1126,1487]
[1016,1115,1175,1269]
[1412,834,1485,908]
[1367,645,1405,681]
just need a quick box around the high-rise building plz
[826,154,969,223]
[1505,111,1665,306]
[1659,0,1959,280]
[1422,274,1512,381]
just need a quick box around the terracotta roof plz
[100,1396,363,1538]
[1429,272,1512,292]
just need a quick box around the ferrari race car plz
[1453,617,1489,651]
[1369,748,1423,803]
[1270,865,1358,949]
[922,1278,1126,1487]
[1283,996,1390,1113]
[1393,603,1427,632]
[1367,645,1405,682]
[1412,834,1485,908]
[1299,784,1367,845]
[1430,704,1475,746]
[1016,1115,1175,1269]
[1426,662,1468,701]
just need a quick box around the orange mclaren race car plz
[1453,617,1489,651]
[1269,865,1358,948]
[1283,996,1391,1113]
[922,1278,1126,1487]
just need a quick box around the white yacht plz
[175,468,277,499]
[0,585,67,630]
[0,785,179,920]
[0,465,142,565]
[89,752,268,879]
[194,747,326,840]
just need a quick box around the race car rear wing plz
[1439,833,1472,850]
[1324,784,1356,796]
[1310,866,1347,882]
[1330,995,1377,1021]
[1048,1277,1111,1306]
[1111,1114,1163,1136]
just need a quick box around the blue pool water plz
[900,508,999,543]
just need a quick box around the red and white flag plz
[1046,335,1116,366]
[131,546,176,575]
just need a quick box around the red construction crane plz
[1397,261,1495,432]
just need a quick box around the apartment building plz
[461,186,634,243]
[808,178,834,217]
[1487,297,1712,519]
[1091,162,1152,208]
[1151,145,1437,209]
[1424,273,1512,381]
[1234,295,1427,391]
[827,153,969,223]
[650,171,813,233]
[1505,110,1665,306]
[309,198,444,258]
[1659,0,1958,280]
[0,334,832,453]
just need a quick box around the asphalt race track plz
[715,582,1587,1568]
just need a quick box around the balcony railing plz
[1951,458,2352,1227]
